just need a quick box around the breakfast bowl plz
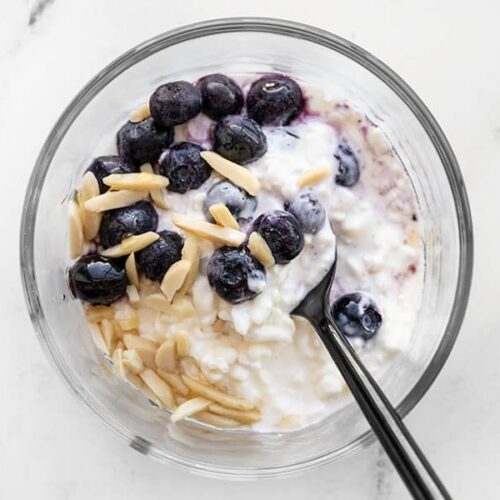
[20,17,473,478]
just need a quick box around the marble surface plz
[1,0,498,498]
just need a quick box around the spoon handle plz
[314,316,451,500]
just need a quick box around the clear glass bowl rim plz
[19,17,474,478]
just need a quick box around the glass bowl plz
[20,17,473,479]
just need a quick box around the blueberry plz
[159,142,211,193]
[149,81,202,128]
[68,255,127,305]
[284,191,326,234]
[136,230,183,282]
[207,246,266,304]
[197,74,243,121]
[213,115,267,164]
[86,155,138,193]
[252,210,304,264]
[99,201,158,248]
[203,181,257,221]
[334,143,360,187]
[246,75,304,126]
[116,117,174,166]
[332,293,382,341]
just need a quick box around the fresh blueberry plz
[99,201,158,248]
[69,255,127,306]
[332,293,382,341]
[136,230,183,282]
[213,115,267,164]
[252,210,304,264]
[116,117,174,166]
[158,142,211,193]
[207,246,266,304]
[203,181,257,221]
[246,75,304,126]
[284,191,326,235]
[86,155,138,193]
[197,74,244,121]
[149,81,202,128]
[334,143,360,187]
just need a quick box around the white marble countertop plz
[1,0,497,498]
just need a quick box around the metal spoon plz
[292,257,451,500]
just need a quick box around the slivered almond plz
[141,293,173,314]
[175,331,190,357]
[103,172,169,191]
[208,403,261,424]
[69,200,83,259]
[178,236,200,294]
[127,372,144,389]
[141,384,161,405]
[175,395,188,406]
[84,190,147,213]
[248,231,275,267]
[122,349,144,374]
[155,338,176,372]
[157,370,189,396]
[130,103,151,123]
[209,203,240,230]
[117,316,139,331]
[112,344,127,378]
[160,260,191,302]
[112,320,125,340]
[195,411,240,428]
[140,163,168,210]
[297,166,331,187]
[125,254,140,287]
[171,213,245,247]
[139,368,174,408]
[101,232,159,258]
[172,397,211,422]
[200,151,260,196]
[79,172,102,240]
[87,321,108,355]
[180,358,201,378]
[85,305,114,322]
[100,319,116,352]
[277,415,303,428]
[181,376,255,411]
[127,284,140,303]
[123,334,158,368]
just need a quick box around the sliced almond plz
[117,316,140,331]
[181,376,255,411]
[141,163,169,210]
[175,331,190,357]
[101,231,159,258]
[141,293,173,314]
[160,260,191,302]
[297,166,331,188]
[84,190,147,213]
[129,103,151,123]
[87,321,108,355]
[172,397,211,422]
[103,172,169,192]
[170,296,196,320]
[208,403,261,424]
[85,305,114,322]
[157,370,189,396]
[122,349,145,374]
[123,334,158,368]
[69,200,83,259]
[195,411,240,428]
[209,203,240,230]
[155,338,176,372]
[200,151,260,196]
[79,172,102,240]
[126,284,140,303]
[171,213,245,247]
[248,231,275,267]
[139,368,174,408]
[178,236,200,294]
[100,319,116,352]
